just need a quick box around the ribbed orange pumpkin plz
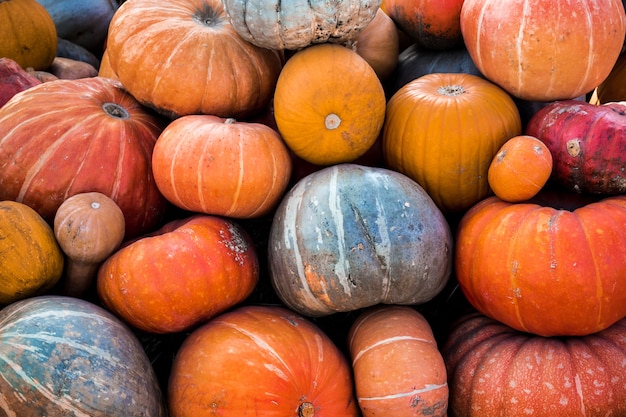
[383,72,522,215]
[274,43,386,166]
[152,115,292,218]
[168,305,359,417]
[105,0,283,119]
[460,0,626,101]
[348,306,448,417]
[455,193,626,336]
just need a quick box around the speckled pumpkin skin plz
[0,296,166,416]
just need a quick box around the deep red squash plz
[455,192,626,337]
[443,312,626,417]
[0,76,168,238]
[97,214,259,334]
[168,304,359,417]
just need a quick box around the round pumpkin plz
[268,164,453,317]
[487,135,553,202]
[455,193,626,337]
[105,0,284,119]
[54,192,125,298]
[222,0,381,50]
[152,115,292,218]
[460,0,626,101]
[0,0,57,70]
[0,295,166,416]
[525,99,626,195]
[348,306,448,417]
[97,214,259,334]
[97,49,119,81]
[0,201,64,305]
[383,72,522,215]
[443,312,626,417]
[597,51,626,103]
[274,43,386,166]
[383,0,464,50]
[0,76,168,238]
[168,304,359,417]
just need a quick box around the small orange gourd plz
[274,43,386,166]
[488,135,553,202]
[0,200,64,304]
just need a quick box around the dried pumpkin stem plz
[325,113,341,130]
[437,85,467,96]
[297,402,315,417]
[102,102,130,119]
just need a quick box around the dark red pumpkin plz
[0,76,168,238]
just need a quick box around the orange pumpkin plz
[152,115,292,218]
[0,200,64,305]
[455,193,626,336]
[383,72,522,215]
[97,49,119,81]
[168,305,359,417]
[487,135,553,202]
[97,214,259,334]
[274,43,386,166]
[597,52,626,104]
[105,0,283,119]
[0,0,57,70]
[348,306,448,417]
[461,0,626,101]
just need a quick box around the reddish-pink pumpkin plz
[443,312,626,417]
[525,99,626,195]
[0,76,168,238]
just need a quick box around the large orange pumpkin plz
[168,305,359,417]
[460,0,626,101]
[348,306,448,417]
[273,43,386,166]
[152,115,292,218]
[105,0,284,119]
[383,72,521,215]
[455,193,626,336]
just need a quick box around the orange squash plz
[348,306,448,417]
[383,72,522,215]
[0,0,57,70]
[105,0,283,119]
[0,200,64,304]
[487,135,553,202]
[274,44,386,166]
[152,115,292,218]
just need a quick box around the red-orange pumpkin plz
[348,306,448,417]
[168,305,359,417]
[460,0,626,101]
[152,115,292,218]
[0,76,168,238]
[97,215,259,334]
[105,0,284,119]
[443,312,626,417]
[455,193,626,336]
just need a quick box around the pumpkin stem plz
[297,402,315,417]
[102,102,130,119]
[437,85,467,97]
[194,5,221,27]
[325,113,341,130]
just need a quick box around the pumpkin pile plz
[1,0,626,416]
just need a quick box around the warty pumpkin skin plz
[152,115,292,219]
[383,72,522,215]
[460,0,626,101]
[0,201,64,305]
[168,304,359,417]
[105,0,284,119]
[222,0,381,50]
[0,76,168,239]
[274,43,387,166]
[443,312,626,417]
[268,164,453,317]
[455,193,626,337]
[97,214,259,334]
[348,306,448,417]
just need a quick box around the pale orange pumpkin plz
[105,0,284,119]
[383,72,522,215]
[274,43,386,166]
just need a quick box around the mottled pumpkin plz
[383,72,522,215]
[105,0,284,119]
[455,193,626,336]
